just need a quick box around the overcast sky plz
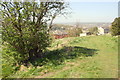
[54,1,118,23]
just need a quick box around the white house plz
[98,27,104,35]
[98,27,109,35]
[80,32,91,37]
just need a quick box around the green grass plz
[8,35,118,78]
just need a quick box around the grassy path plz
[35,35,118,78]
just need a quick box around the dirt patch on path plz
[35,59,87,78]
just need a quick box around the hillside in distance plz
[51,22,111,31]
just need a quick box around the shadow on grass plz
[31,46,98,66]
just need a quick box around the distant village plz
[50,23,111,39]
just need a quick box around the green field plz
[9,35,118,78]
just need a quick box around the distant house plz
[80,27,91,37]
[80,32,91,37]
[52,30,68,39]
[98,27,109,35]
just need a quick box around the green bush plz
[111,17,120,36]
[1,2,67,64]
[88,27,98,35]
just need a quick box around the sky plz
[54,1,118,23]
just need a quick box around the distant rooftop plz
[52,30,68,35]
